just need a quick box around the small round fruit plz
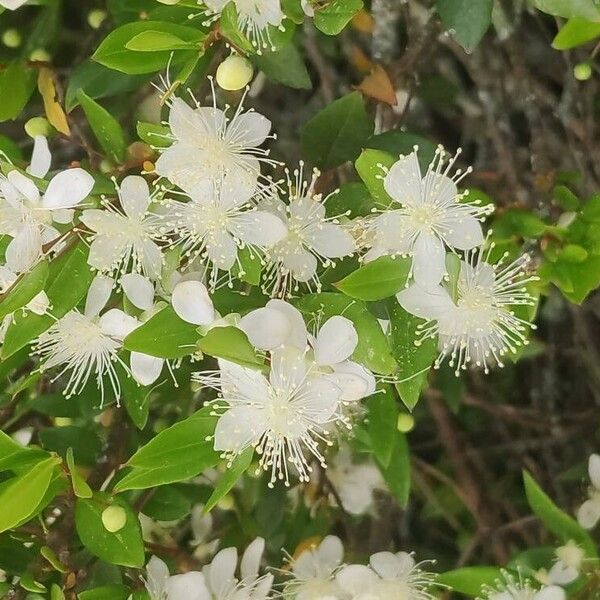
[216,55,254,91]
[101,505,127,533]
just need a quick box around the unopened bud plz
[574,62,592,81]
[24,117,52,138]
[2,29,21,48]
[101,505,127,533]
[397,413,415,433]
[87,9,107,29]
[30,48,51,62]
[216,55,254,91]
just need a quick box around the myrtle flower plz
[155,92,274,195]
[397,248,537,375]
[537,541,583,586]
[577,453,600,529]
[165,172,287,287]
[327,445,384,515]
[195,348,345,486]
[35,275,138,404]
[0,136,94,273]
[282,536,345,600]
[202,0,285,52]
[260,165,356,297]
[238,299,375,402]
[336,551,437,600]
[80,175,168,280]
[479,573,565,600]
[145,537,273,600]
[362,147,490,285]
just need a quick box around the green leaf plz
[66,448,93,499]
[39,426,102,466]
[121,375,152,430]
[0,456,60,534]
[2,243,94,359]
[367,131,436,168]
[313,0,363,35]
[0,63,36,122]
[438,566,504,595]
[376,430,410,507]
[436,0,493,51]
[295,293,397,374]
[0,260,49,321]
[142,486,192,521]
[93,21,200,74]
[533,0,600,20]
[253,42,312,89]
[220,2,255,54]
[77,91,127,163]
[137,121,172,148]
[197,326,264,369]
[387,300,436,409]
[335,256,411,301]
[355,148,396,207]
[126,30,203,51]
[553,17,600,48]
[367,388,398,467]
[523,470,597,557]
[78,586,130,600]
[75,492,145,568]
[114,407,219,492]
[326,182,375,218]
[204,448,253,513]
[124,305,199,359]
[301,92,374,169]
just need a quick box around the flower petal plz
[230,211,287,247]
[306,222,356,258]
[369,551,404,579]
[27,135,51,179]
[7,171,40,204]
[145,556,170,599]
[171,280,214,325]
[98,308,139,341]
[206,229,238,271]
[266,299,307,349]
[87,236,128,272]
[213,406,267,453]
[240,537,265,581]
[317,536,344,572]
[168,98,225,143]
[5,224,42,273]
[119,175,151,219]
[443,213,484,250]
[43,168,94,209]
[80,209,124,235]
[121,273,154,311]
[84,274,113,318]
[383,153,422,205]
[282,246,317,283]
[314,316,358,366]
[329,360,375,401]
[238,306,292,351]
[412,232,446,285]
[336,565,378,594]
[589,453,600,489]
[208,547,238,592]
[137,239,163,280]
[534,586,566,600]
[577,498,600,529]
[396,283,453,321]
[165,572,210,600]
[227,111,271,147]
[131,351,164,386]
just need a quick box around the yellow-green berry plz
[101,505,127,533]
[397,413,415,433]
[2,29,21,49]
[87,9,107,30]
[30,48,51,62]
[216,55,254,91]
[574,62,592,81]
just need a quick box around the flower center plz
[407,204,438,232]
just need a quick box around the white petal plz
[219,359,271,403]
[577,498,600,529]
[43,168,94,210]
[383,153,422,205]
[317,536,344,572]
[329,361,375,401]
[266,299,308,349]
[5,224,42,273]
[534,586,566,600]
[79,209,124,235]
[171,280,215,325]
[165,572,210,600]
[228,111,271,147]
[214,406,267,453]
[26,291,50,315]
[27,135,51,178]
[241,537,264,581]
[336,565,379,594]
[208,547,238,591]
[121,273,154,311]
[443,213,484,250]
[137,239,163,281]
[218,169,257,209]
[146,556,170,599]
[426,172,457,205]
[282,246,317,282]
[314,316,358,366]
[155,144,209,194]
[412,232,446,285]
[131,352,163,386]
[298,376,341,423]
[168,98,225,143]
[7,171,40,204]
[229,211,287,247]
[547,562,578,585]
[306,222,356,258]
[396,283,453,321]
[589,454,600,489]
[238,306,292,351]
[85,274,113,317]
[370,551,404,579]
[98,308,139,341]
[206,230,238,271]
[0,0,29,9]
[119,175,151,219]
[87,236,128,272]
[52,208,74,224]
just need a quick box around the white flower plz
[0,136,94,273]
[145,537,272,600]
[396,249,537,375]
[336,552,437,600]
[195,348,345,486]
[480,574,565,600]
[202,0,284,52]
[155,93,274,195]
[165,173,287,287]
[542,541,584,586]
[283,535,345,600]
[80,175,167,280]
[260,165,356,297]
[35,275,137,404]
[238,299,375,403]
[327,446,383,516]
[0,0,28,10]
[577,453,600,529]
[363,147,489,286]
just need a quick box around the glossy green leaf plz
[553,18,600,48]
[142,486,192,521]
[367,388,398,467]
[197,326,264,369]
[376,430,410,507]
[0,260,49,321]
[355,148,396,207]
[125,30,203,51]
[436,0,493,51]
[137,121,172,148]
[204,449,253,513]
[533,0,600,21]
[0,63,36,122]
[253,42,311,89]
[438,566,504,595]
[313,0,363,35]
[66,448,93,499]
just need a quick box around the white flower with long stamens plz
[155,89,275,195]
[537,541,584,586]
[577,453,600,529]
[35,275,138,404]
[0,136,94,273]
[397,247,538,375]
[201,0,285,53]
[282,535,345,600]
[260,165,357,297]
[336,552,438,600]
[195,348,344,487]
[363,146,490,286]
[479,572,565,600]
[80,175,168,280]
[165,172,287,288]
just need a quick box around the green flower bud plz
[216,55,254,91]
[24,117,52,138]
[101,505,127,533]
[2,29,21,49]
[30,48,51,62]
[87,9,107,30]
[574,62,592,81]
[397,413,415,433]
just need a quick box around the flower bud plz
[24,117,52,138]
[101,505,127,533]
[87,9,107,29]
[2,29,21,48]
[216,55,254,91]
[30,48,51,62]
[574,62,592,81]
[397,413,415,433]
[157,0,181,4]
